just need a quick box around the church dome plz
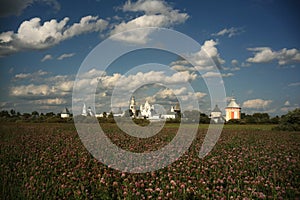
[227,98,240,108]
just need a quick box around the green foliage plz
[182,111,210,123]
[183,110,200,123]
[132,118,150,126]
[200,113,210,124]
[273,108,300,131]
[242,113,271,124]
[227,119,243,124]
[166,118,181,123]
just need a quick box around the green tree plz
[273,109,300,131]
[183,110,200,123]
[270,116,280,124]
[108,111,113,118]
[200,113,210,124]
[0,110,10,118]
[22,113,31,119]
[10,109,16,116]
[252,113,270,124]
[45,112,55,117]
[32,111,39,117]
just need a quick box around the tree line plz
[0,108,299,131]
[0,110,73,123]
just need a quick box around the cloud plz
[122,0,170,14]
[246,47,300,65]
[57,53,75,60]
[41,54,53,62]
[168,40,226,73]
[280,100,299,113]
[99,70,197,92]
[288,82,300,87]
[192,39,225,70]
[10,84,53,97]
[14,69,48,80]
[10,81,72,100]
[242,99,272,109]
[170,64,195,72]
[11,68,77,99]
[0,0,60,17]
[241,62,251,67]
[155,87,187,99]
[154,87,206,103]
[111,0,189,44]
[229,59,241,71]
[202,71,233,78]
[9,67,205,113]
[169,39,224,72]
[212,27,243,38]
[34,98,67,105]
[9,68,108,112]
[0,15,108,56]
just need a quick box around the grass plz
[0,122,299,199]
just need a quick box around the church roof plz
[212,105,222,113]
[227,98,240,108]
[174,103,180,111]
[61,107,70,114]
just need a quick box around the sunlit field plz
[1,123,299,199]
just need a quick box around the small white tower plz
[82,103,87,116]
[225,98,241,121]
[129,96,136,117]
[140,100,153,118]
[61,107,70,118]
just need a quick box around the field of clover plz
[1,123,299,199]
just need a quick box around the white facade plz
[95,113,104,118]
[61,107,70,118]
[225,98,241,121]
[61,113,70,118]
[129,96,136,117]
[81,103,95,116]
[210,105,224,123]
[82,103,87,116]
[140,100,154,118]
[161,114,176,119]
[87,107,95,116]
[113,113,124,117]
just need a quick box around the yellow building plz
[225,98,241,121]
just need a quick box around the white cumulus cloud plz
[57,53,75,60]
[202,71,233,78]
[246,47,300,65]
[171,39,225,72]
[34,98,67,105]
[0,15,108,56]
[41,54,53,62]
[242,99,272,109]
[111,0,189,44]
[212,27,243,38]
[190,39,225,70]
[14,70,48,80]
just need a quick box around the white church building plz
[129,96,178,120]
[225,98,241,121]
[210,105,225,123]
[60,107,70,118]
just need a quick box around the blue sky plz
[0,0,299,116]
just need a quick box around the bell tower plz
[129,96,136,117]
